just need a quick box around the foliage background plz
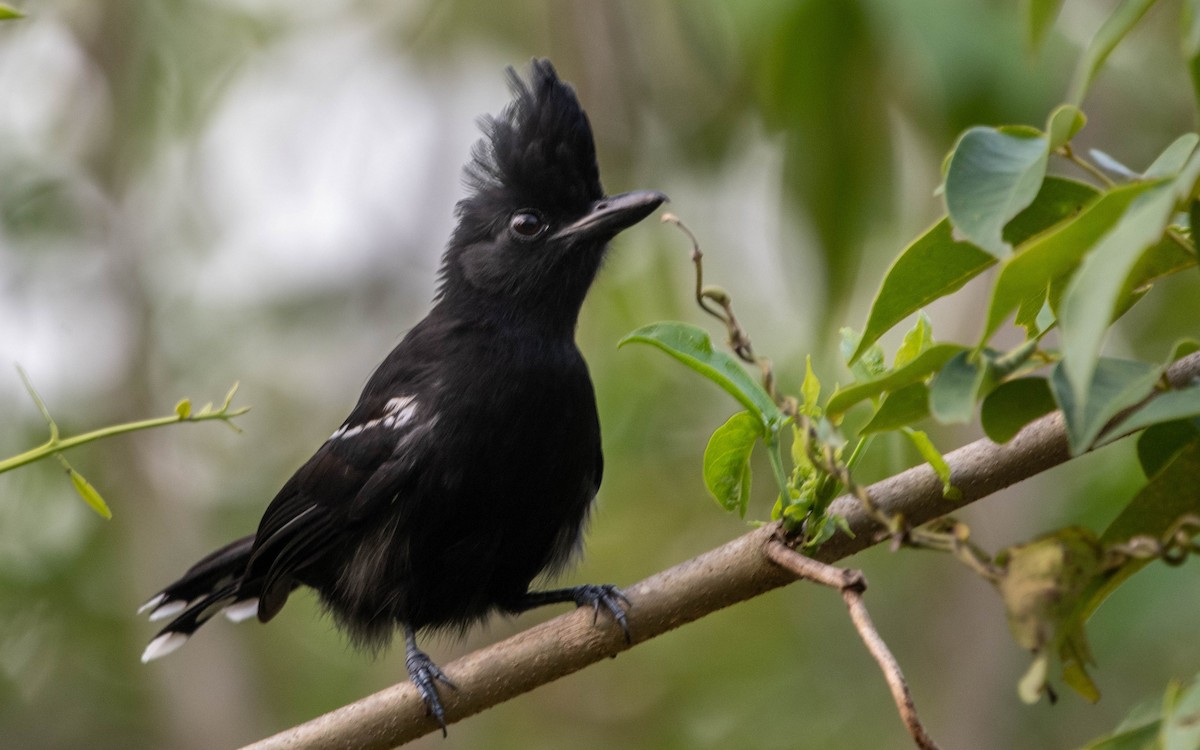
[1,1,1198,748]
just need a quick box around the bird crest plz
[462,59,603,216]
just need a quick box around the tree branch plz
[242,351,1200,750]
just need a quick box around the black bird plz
[139,59,665,731]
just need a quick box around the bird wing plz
[245,391,435,619]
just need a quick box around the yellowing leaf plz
[67,466,112,520]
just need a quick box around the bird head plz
[436,59,666,331]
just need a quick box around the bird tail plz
[139,534,261,662]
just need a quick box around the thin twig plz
[1107,514,1200,567]
[765,540,941,750]
[1058,144,1116,188]
[1,377,250,475]
[662,213,776,400]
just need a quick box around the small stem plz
[663,213,723,320]
[663,213,777,401]
[1165,227,1197,257]
[16,364,59,443]
[766,436,791,499]
[1058,145,1116,188]
[765,540,941,750]
[1,393,249,475]
[909,521,1001,581]
[843,435,871,473]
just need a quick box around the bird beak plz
[552,190,668,242]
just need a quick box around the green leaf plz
[852,177,1098,363]
[1061,628,1102,703]
[827,343,966,417]
[842,328,885,382]
[1115,236,1199,323]
[1006,178,1103,239]
[790,422,812,472]
[981,377,1057,444]
[944,126,1050,258]
[1060,141,1200,413]
[894,311,934,369]
[703,411,761,517]
[1063,445,1200,714]
[1100,382,1200,447]
[620,322,784,431]
[862,382,930,433]
[1067,0,1160,105]
[981,181,1154,343]
[929,351,987,424]
[1170,339,1200,361]
[1145,133,1200,178]
[1035,298,1057,334]
[1024,0,1065,52]
[66,464,112,520]
[1137,420,1200,478]
[0,4,23,19]
[1103,438,1200,545]
[1051,358,1162,454]
[175,398,192,419]
[1163,673,1200,750]
[800,355,821,417]
[1082,694,1164,750]
[1087,674,1200,750]
[1077,439,1200,627]
[849,218,988,366]
[1046,104,1086,150]
[903,427,959,498]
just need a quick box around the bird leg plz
[510,584,632,642]
[404,624,456,736]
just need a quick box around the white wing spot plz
[330,395,419,440]
[384,395,415,414]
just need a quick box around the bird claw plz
[571,584,632,643]
[405,648,457,736]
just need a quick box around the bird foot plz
[571,584,632,642]
[405,646,457,736]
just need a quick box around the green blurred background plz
[2,1,1199,748]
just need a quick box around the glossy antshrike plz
[140,59,666,731]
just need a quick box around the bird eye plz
[509,210,546,240]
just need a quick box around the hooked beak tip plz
[554,190,668,241]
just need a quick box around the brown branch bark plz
[242,351,1200,750]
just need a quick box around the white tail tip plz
[137,593,166,615]
[141,632,190,663]
[223,598,260,623]
[148,599,189,622]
